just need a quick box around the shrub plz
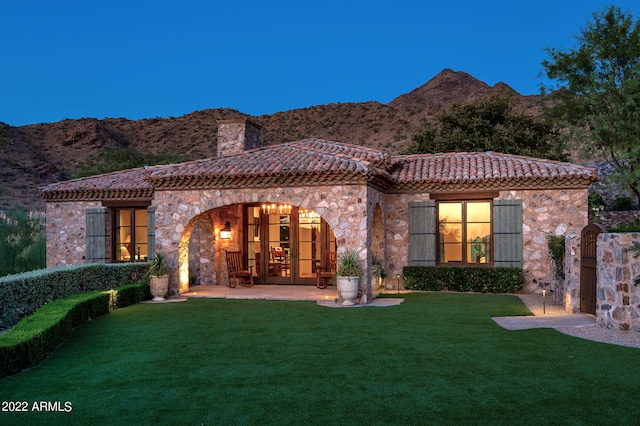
[608,218,640,232]
[610,196,634,211]
[0,282,150,378]
[402,266,523,294]
[547,235,565,281]
[0,262,149,328]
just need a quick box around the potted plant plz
[371,255,387,289]
[336,249,363,305]
[147,252,170,301]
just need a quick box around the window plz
[114,208,148,262]
[437,200,491,265]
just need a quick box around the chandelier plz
[261,203,292,215]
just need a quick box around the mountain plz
[0,69,543,211]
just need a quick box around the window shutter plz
[147,206,156,259]
[86,207,107,263]
[493,200,523,267]
[408,200,436,266]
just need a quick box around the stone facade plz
[384,188,589,293]
[217,119,261,157]
[45,200,101,267]
[596,232,640,331]
[152,184,372,299]
[506,189,589,293]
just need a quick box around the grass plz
[0,292,638,425]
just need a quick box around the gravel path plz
[517,294,640,349]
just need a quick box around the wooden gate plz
[580,223,606,314]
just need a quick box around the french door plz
[245,204,335,284]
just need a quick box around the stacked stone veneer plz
[46,201,101,267]
[217,119,261,157]
[385,188,589,293]
[596,232,640,331]
[152,184,375,301]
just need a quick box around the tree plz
[403,95,567,161]
[541,5,640,204]
[0,206,45,277]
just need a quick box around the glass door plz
[266,207,291,283]
[245,204,335,284]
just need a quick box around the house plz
[41,119,598,301]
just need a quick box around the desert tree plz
[404,95,567,161]
[541,5,640,204]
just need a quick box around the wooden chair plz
[270,246,290,277]
[316,251,337,289]
[225,250,254,288]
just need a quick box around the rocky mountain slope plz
[0,69,544,211]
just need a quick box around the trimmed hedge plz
[0,282,150,378]
[0,262,149,329]
[403,266,523,294]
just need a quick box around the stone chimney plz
[217,119,261,157]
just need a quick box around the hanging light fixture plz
[220,221,232,239]
[261,203,291,215]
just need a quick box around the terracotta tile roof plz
[146,139,397,189]
[40,141,598,201]
[40,167,154,201]
[391,151,599,192]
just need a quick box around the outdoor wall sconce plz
[220,221,232,240]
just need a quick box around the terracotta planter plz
[150,275,169,301]
[337,276,359,306]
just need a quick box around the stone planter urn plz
[150,275,169,301]
[337,276,360,306]
[148,252,170,301]
[336,249,363,306]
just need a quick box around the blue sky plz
[1,1,637,126]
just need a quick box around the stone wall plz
[45,201,101,267]
[504,188,590,293]
[152,184,372,299]
[384,188,589,293]
[596,232,640,331]
[599,210,640,229]
[563,233,582,313]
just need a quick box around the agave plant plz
[336,249,362,278]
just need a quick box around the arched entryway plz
[580,223,607,314]
[245,204,336,284]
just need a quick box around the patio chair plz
[225,250,254,288]
[316,251,337,289]
[270,246,290,277]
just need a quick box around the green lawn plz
[1,292,638,425]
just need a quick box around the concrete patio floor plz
[174,284,404,308]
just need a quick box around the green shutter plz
[86,207,107,263]
[408,200,436,266]
[147,206,156,259]
[493,200,523,267]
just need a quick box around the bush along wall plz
[402,266,523,294]
[0,282,150,378]
[0,262,149,329]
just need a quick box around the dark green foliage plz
[0,206,46,277]
[542,6,640,204]
[608,218,640,232]
[0,282,149,378]
[0,262,149,328]
[610,196,634,211]
[404,95,567,161]
[72,146,187,178]
[111,282,152,308]
[547,235,566,281]
[402,266,523,293]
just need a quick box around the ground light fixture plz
[220,222,232,240]
[542,289,547,314]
